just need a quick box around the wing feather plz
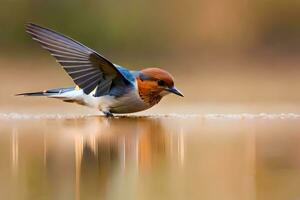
[26,23,131,95]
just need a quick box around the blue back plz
[114,64,136,83]
[109,64,138,97]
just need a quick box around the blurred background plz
[1,1,300,200]
[1,0,300,114]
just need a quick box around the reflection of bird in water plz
[70,117,169,172]
[69,117,172,199]
[10,117,185,199]
[17,23,183,117]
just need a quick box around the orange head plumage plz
[136,68,183,105]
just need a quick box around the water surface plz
[1,114,300,200]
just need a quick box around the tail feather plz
[16,87,76,97]
[17,86,93,107]
[16,91,47,96]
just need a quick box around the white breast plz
[94,82,152,114]
[59,81,153,114]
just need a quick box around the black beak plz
[166,86,184,97]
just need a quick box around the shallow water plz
[1,114,300,200]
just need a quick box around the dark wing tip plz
[25,22,53,35]
[25,22,34,27]
[25,22,40,31]
[25,22,43,37]
[25,22,55,36]
[25,22,44,28]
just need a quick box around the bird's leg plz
[103,111,114,118]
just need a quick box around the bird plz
[17,23,183,117]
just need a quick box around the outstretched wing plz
[25,23,131,96]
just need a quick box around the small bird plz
[18,23,183,117]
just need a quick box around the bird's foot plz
[103,111,114,118]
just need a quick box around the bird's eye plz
[157,80,166,86]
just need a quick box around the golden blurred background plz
[1,2,300,199]
[1,0,300,113]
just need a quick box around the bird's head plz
[137,68,183,105]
